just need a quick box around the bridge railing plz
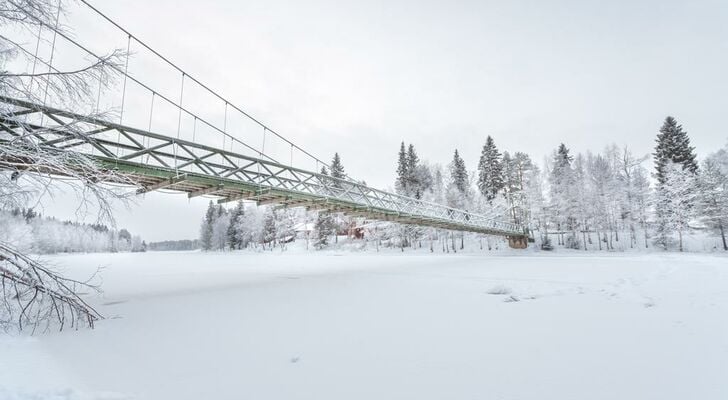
[1,96,524,236]
[0,0,360,182]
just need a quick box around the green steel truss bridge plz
[0,1,528,245]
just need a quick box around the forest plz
[199,117,728,253]
[0,208,146,254]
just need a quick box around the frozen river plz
[1,251,727,399]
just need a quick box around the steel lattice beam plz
[0,96,526,238]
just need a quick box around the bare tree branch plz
[0,0,137,333]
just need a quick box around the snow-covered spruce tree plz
[548,144,580,247]
[1,0,132,332]
[449,149,469,196]
[446,149,470,250]
[653,117,699,250]
[654,116,698,184]
[403,144,434,201]
[318,165,330,193]
[261,208,277,250]
[329,153,349,243]
[698,147,728,250]
[395,142,409,195]
[313,210,334,249]
[330,153,346,187]
[477,135,504,203]
[406,144,421,198]
[227,201,246,250]
[400,144,432,247]
[314,165,335,248]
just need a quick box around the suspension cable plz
[13,10,279,164]
[222,102,228,151]
[257,127,266,201]
[146,91,155,164]
[77,0,339,176]
[176,72,185,140]
[117,34,131,157]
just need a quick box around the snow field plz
[1,251,727,399]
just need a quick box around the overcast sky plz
[39,0,728,241]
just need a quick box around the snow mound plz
[486,284,512,295]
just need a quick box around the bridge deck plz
[0,96,526,238]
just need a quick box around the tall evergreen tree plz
[446,149,470,251]
[227,201,245,250]
[450,149,469,194]
[549,143,579,245]
[654,117,699,249]
[319,165,330,191]
[406,144,421,198]
[396,142,408,194]
[654,116,698,184]
[477,135,504,202]
[329,152,349,241]
[314,210,335,249]
[331,152,346,182]
[261,208,277,249]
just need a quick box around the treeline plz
[0,208,146,254]
[391,116,726,251]
[199,200,297,251]
[198,153,364,251]
[197,117,727,252]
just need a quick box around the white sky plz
[38,0,728,241]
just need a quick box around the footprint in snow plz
[504,295,520,303]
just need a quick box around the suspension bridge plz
[0,1,528,247]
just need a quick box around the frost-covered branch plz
[0,241,102,333]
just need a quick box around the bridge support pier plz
[507,236,528,249]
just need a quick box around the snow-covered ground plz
[1,250,727,399]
